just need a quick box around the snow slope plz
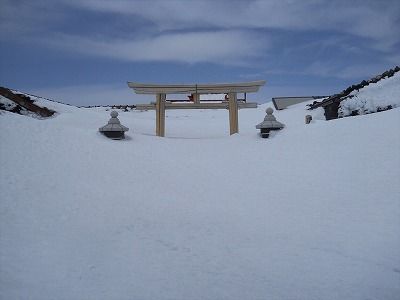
[1,99,399,300]
[339,71,400,117]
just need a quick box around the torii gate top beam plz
[127,80,266,94]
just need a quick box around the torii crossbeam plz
[127,80,266,137]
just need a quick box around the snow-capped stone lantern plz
[99,111,129,139]
[256,107,285,138]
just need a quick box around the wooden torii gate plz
[127,80,266,137]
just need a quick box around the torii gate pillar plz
[156,93,166,137]
[228,92,239,135]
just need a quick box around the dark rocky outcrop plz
[0,87,56,117]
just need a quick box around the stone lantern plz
[99,111,129,139]
[256,107,285,138]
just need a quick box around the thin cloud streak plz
[38,30,268,65]
[65,0,400,49]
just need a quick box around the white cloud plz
[64,0,400,48]
[1,0,398,67]
[39,30,267,65]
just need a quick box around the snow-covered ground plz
[1,98,399,300]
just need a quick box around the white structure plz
[272,96,327,110]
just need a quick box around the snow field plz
[1,101,399,299]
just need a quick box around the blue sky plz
[1,0,399,105]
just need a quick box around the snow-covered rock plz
[339,71,400,117]
[0,88,57,118]
[308,66,400,120]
